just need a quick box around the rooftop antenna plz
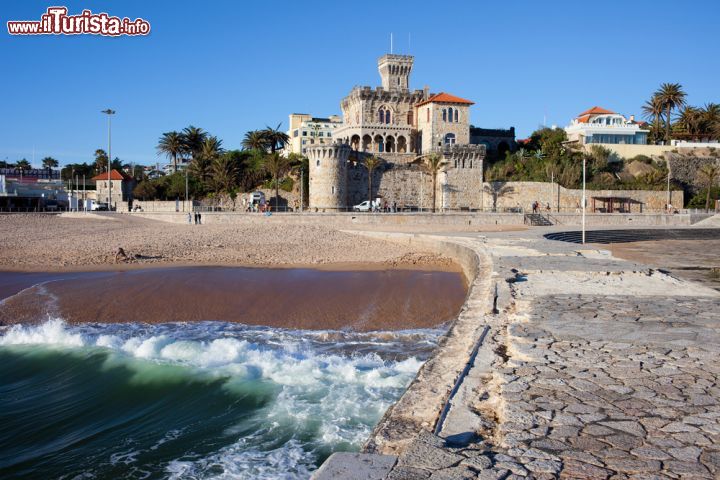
[390,32,393,54]
[408,33,411,53]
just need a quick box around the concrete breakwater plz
[346,231,496,455]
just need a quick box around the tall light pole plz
[101,109,115,210]
[582,155,586,244]
[666,160,671,212]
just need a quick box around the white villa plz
[565,106,649,145]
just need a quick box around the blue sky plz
[2,0,718,167]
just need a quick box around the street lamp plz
[582,154,586,244]
[101,109,115,210]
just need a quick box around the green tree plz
[15,159,31,170]
[263,153,292,209]
[242,130,269,152]
[419,153,445,212]
[655,83,687,144]
[261,124,290,154]
[190,136,223,189]
[181,125,208,164]
[133,180,157,200]
[642,95,665,144]
[212,155,239,195]
[93,149,108,174]
[157,131,185,173]
[698,164,719,212]
[41,157,59,170]
[361,155,383,206]
[676,106,704,138]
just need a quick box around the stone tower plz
[307,142,351,211]
[378,54,414,91]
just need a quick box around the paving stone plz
[629,446,670,460]
[560,460,612,479]
[429,465,477,480]
[599,420,647,437]
[524,459,561,475]
[667,445,701,462]
[603,459,662,474]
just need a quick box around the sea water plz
[0,319,443,479]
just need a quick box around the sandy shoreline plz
[0,213,457,273]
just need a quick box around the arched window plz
[444,133,456,145]
[378,108,384,123]
[447,108,453,123]
[385,110,391,124]
[407,111,414,126]
[316,160,320,167]
[442,109,447,122]
[454,109,459,122]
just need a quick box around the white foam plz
[0,320,434,478]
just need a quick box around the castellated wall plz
[346,163,484,211]
[307,144,350,211]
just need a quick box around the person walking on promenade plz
[198,212,202,225]
[187,212,192,224]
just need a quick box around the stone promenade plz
[384,233,720,479]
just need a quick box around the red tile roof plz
[578,106,615,116]
[91,169,133,181]
[416,92,475,107]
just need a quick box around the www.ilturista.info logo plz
[7,6,150,36]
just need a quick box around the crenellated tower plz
[378,54,414,91]
[307,142,351,211]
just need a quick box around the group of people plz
[531,200,551,214]
[187,212,202,224]
[373,200,399,213]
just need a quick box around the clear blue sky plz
[2,0,718,167]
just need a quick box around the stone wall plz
[484,181,684,212]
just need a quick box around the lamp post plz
[101,109,115,210]
[582,155,586,244]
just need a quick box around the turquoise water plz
[0,320,442,479]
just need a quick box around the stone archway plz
[374,134,384,153]
[397,136,407,153]
[385,136,396,153]
[362,135,372,152]
[351,135,361,151]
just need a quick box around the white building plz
[285,114,343,155]
[565,106,649,145]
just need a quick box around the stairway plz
[524,213,553,226]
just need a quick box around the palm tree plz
[211,156,239,208]
[655,83,687,144]
[262,124,290,154]
[418,153,446,212]
[157,131,184,173]
[182,126,208,166]
[41,157,59,170]
[676,106,704,139]
[698,164,719,212]
[702,103,720,137]
[15,159,31,171]
[190,136,223,187]
[642,95,664,143]
[94,149,108,174]
[361,155,383,205]
[242,130,269,151]
[264,153,292,209]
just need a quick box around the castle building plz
[307,54,486,211]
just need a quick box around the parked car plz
[353,200,372,212]
[92,202,109,211]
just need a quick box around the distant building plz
[470,126,516,158]
[92,169,136,210]
[0,169,66,210]
[565,106,648,145]
[285,113,343,155]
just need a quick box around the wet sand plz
[0,267,467,331]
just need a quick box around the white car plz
[353,200,373,212]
